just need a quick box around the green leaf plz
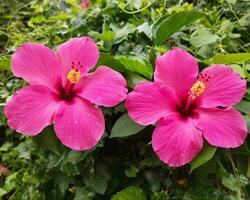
[137,22,152,38]
[34,127,61,155]
[111,186,147,200]
[111,23,137,44]
[125,166,139,178]
[48,13,69,20]
[0,55,10,71]
[110,113,145,138]
[9,184,28,200]
[190,27,219,48]
[96,52,125,72]
[115,55,153,79]
[154,11,205,45]
[126,72,147,88]
[93,175,108,194]
[74,187,95,200]
[204,53,250,65]
[235,100,250,115]
[190,143,217,173]
[0,188,7,197]
[95,31,115,42]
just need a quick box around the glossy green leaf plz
[111,186,147,200]
[110,113,145,138]
[115,55,153,79]
[190,143,217,173]
[204,53,250,65]
[154,11,205,45]
[96,52,125,72]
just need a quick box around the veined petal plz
[154,48,199,99]
[76,66,127,107]
[54,97,105,150]
[11,43,62,93]
[152,115,203,167]
[194,107,247,148]
[125,82,177,126]
[4,85,60,135]
[56,37,99,84]
[200,65,246,108]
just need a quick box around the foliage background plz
[0,0,250,199]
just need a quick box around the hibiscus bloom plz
[81,0,90,9]
[4,37,127,150]
[125,48,247,167]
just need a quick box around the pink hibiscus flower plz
[4,37,127,150]
[125,48,247,167]
[81,0,90,9]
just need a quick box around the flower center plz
[61,61,84,100]
[176,73,211,119]
[67,69,81,84]
[189,73,210,100]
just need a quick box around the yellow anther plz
[67,69,81,84]
[189,81,206,100]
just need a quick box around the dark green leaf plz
[190,143,217,173]
[110,113,145,138]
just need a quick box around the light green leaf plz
[9,184,28,200]
[204,53,250,65]
[137,22,152,38]
[111,23,136,43]
[95,31,115,42]
[48,13,69,20]
[130,0,142,9]
[154,11,205,45]
[110,113,145,138]
[190,143,217,173]
[190,27,219,48]
[115,55,153,79]
[111,186,147,200]
[0,55,10,71]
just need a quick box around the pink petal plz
[4,86,60,135]
[152,115,203,167]
[82,0,90,9]
[54,97,105,150]
[125,82,177,126]
[194,107,247,148]
[56,37,99,84]
[200,65,246,107]
[11,43,62,93]
[154,48,199,99]
[76,66,127,107]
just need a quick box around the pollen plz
[67,69,81,84]
[189,81,206,100]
